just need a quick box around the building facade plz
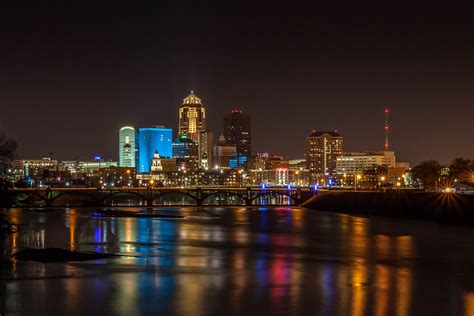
[137,126,173,173]
[172,135,199,171]
[178,91,206,139]
[223,109,251,158]
[306,130,343,182]
[119,126,136,168]
[212,134,237,169]
[197,131,214,170]
[336,151,396,175]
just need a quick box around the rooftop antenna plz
[384,108,390,151]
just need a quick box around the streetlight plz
[379,176,385,191]
[355,174,361,191]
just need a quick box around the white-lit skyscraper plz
[119,126,136,168]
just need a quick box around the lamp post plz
[355,174,361,191]
[379,176,385,191]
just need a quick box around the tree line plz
[412,158,474,190]
[0,133,17,186]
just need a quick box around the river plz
[1,206,474,315]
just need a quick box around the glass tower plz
[137,127,173,173]
[119,126,136,168]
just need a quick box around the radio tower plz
[384,108,390,151]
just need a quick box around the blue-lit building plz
[137,127,173,173]
[229,154,248,169]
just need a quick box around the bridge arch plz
[202,191,247,206]
[152,191,198,206]
[49,191,99,206]
[13,192,47,206]
[251,191,297,205]
[102,191,147,206]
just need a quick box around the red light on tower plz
[384,107,390,150]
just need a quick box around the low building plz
[336,151,396,175]
[11,158,58,179]
[98,166,137,187]
[213,134,237,169]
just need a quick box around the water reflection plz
[1,207,474,315]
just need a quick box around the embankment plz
[301,191,474,224]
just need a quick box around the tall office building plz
[172,135,199,171]
[223,109,251,158]
[197,131,214,169]
[178,91,206,140]
[306,130,343,182]
[119,126,136,168]
[137,126,173,173]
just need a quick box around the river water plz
[1,206,474,315]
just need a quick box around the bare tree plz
[0,133,17,177]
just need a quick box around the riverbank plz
[301,191,474,224]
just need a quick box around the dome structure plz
[182,90,202,105]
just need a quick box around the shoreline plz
[301,191,474,225]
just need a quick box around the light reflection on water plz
[1,207,474,315]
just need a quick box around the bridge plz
[6,187,317,207]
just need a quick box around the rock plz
[14,247,120,263]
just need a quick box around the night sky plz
[0,3,472,164]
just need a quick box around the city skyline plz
[0,4,472,164]
[2,5,474,316]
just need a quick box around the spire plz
[218,133,226,145]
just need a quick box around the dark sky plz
[0,3,472,165]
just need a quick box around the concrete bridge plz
[7,187,316,207]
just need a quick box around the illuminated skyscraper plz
[178,91,206,139]
[306,130,343,182]
[223,109,251,158]
[137,126,173,173]
[119,126,136,168]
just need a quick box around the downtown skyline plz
[0,4,472,164]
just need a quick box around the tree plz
[0,133,17,178]
[449,157,473,183]
[411,160,442,190]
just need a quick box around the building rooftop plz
[182,91,202,105]
[308,130,342,137]
[174,135,195,144]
